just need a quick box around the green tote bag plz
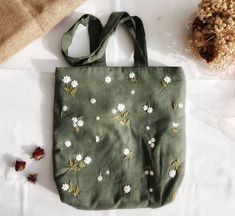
[53,12,186,210]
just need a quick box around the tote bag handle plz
[61,12,148,66]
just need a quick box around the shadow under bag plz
[53,12,186,210]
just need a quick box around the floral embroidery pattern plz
[123,148,133,160]
[161,75,171,90]
[71,116,84,133]
[171,99,184,110]
[61,105,68,118]
[104,76,112,84]
[147,138,156,148]
[168,160,181,178]
[171,122,179,133]
[130,90,135,95]
[67,155,92,172]
[149,188,153,193]
[90,98,96,104]
[62,76,78,96]
[64,140,72,148]
[95,135,103,143]
[144,169,154,176]
[62,180,80,198]
[143,102,154,114]
[128,72,136,82]
[146,126,151,130]
[106,170,110,175]
[112,104,131,127]
[97,172,103,182]
[123,185,131,194]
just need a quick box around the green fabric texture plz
[53,12,186,210]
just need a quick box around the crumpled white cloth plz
[0,0,235,215]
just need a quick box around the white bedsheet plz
[0,0,235,215]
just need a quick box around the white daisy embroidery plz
[95,136,100,143]
[97,175,103,182]
[163,76,171,84]
[112,109,117,114]
[143,103,153,114]
[90,98,96,104]
[71,80,78,88]
[143,105,148,111]
[71,116,84,133]
[149,188,153,193]
[178,103,184,108]
[147,107,153,114]
[62,76,71,84]
[117,104,125,112]
[129,72,136,79]
[75,154,83,162]
[106,170,110,175]
[62,105,68,112]
[168,169,177,178]
[123,148,130,156]
[131,90,135,95]
[123,185,131,194]
[61,183,69,191]
[149,170,154,176]
[64,140,72,148]
[104,76,112,83]
[148,137,156,148]
[146,126,150,130]
[172,122,179,128]
[144,170,149,175]
[96,116,100,120]
[84,156,92,164]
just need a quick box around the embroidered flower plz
[95,136,101,143]
[62,76,71,84]
[62,77,78,96]
[63,180,80,198]
[106,170,110,175]
[27,173,38,184]
[178,103,184,108]
[71,116,84,133]
[161,76,171,90]
[104,76,111,84]
[146,126,150,130]
[171,122,179,133]
[112,109,117,114]
[148,137,156,148]
[84,156,92,165]
[71,80,78,88]
[149,188,153,192]
[90,98,96,104]
[149,170,154,176]
[123,148,130,155]
[143,102,153,114]
[129,72,136,79]
[62,105,68,111]
[117,104,125,112]
[123,148,133,160]
[112,104,130,126]
[163,76,171,84]
[62,183,69,191]
[75,154,83,162]
[123,185,131,194]
[96,116,100,120]
[168,169,176,178]
[131,90,135,95]
[64,140,72,148]
[128,72,136,82]
[145,169,154,176]
[144,170,149,175]
[97,175,103,182]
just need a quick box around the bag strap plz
[61,14,105,65]
[61,12,148,66]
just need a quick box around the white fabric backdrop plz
[0,0,235,215]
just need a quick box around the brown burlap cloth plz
[0,0,85,64]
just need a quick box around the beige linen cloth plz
[0,0,85,63]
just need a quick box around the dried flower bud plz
[32,147,45,161]
[27,173,38,184]
[15,160,26,171]
[188,0,235,69]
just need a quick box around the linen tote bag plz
[53,12,186,210]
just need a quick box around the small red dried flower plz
[32,147,45,161]
[15,160,26,171]
[27,173,38,184]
